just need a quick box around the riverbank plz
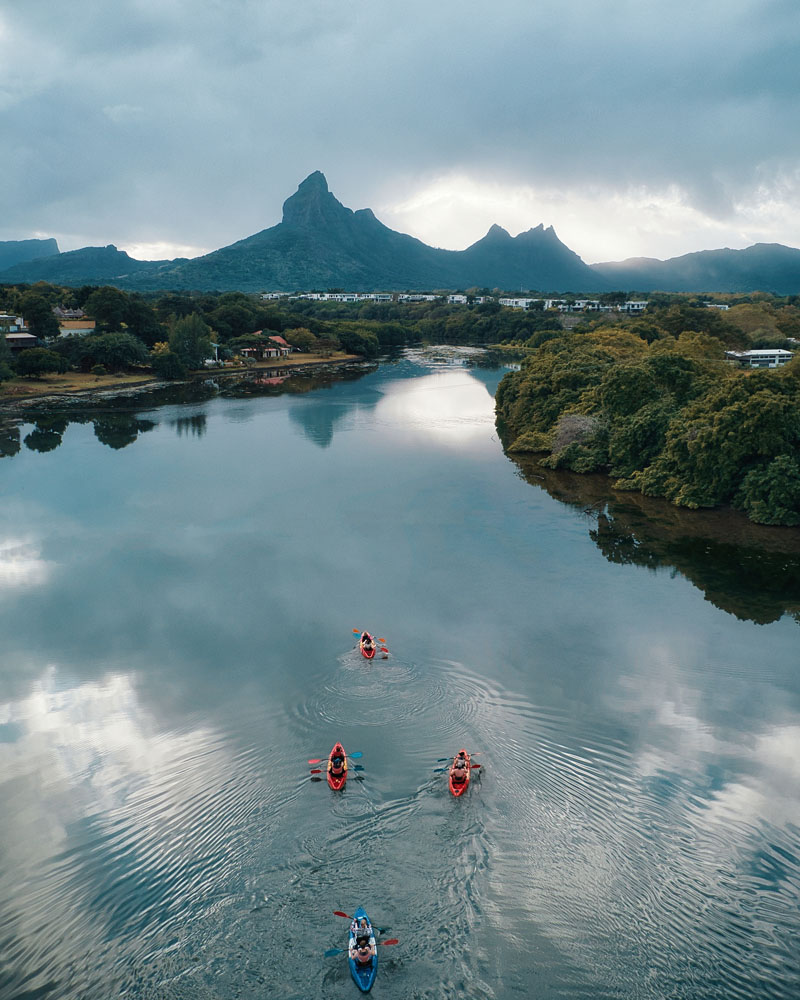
[0,351,362,410]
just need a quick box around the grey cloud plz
[2,0,800,253]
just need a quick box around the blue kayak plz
[348,907,378,992]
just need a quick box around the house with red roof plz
[267,335,292,355]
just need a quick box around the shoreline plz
[0,352,364,412]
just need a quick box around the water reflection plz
[171,414,207,438]
[0,669,263,1000]
[0,363,375,458]
[376,371,497,448]
[0,537,52,590]
[511,457,800,625]
[0,348,799,999]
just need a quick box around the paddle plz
[324,940,398,957]
[308,752,363,764]
[310,765,363,774]
[333,911,389,932]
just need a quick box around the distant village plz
[264,291,661,311]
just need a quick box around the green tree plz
[15,347,63,378]
[0,324,13,382]
[82,333,149,372]
[151,351,187,379]
[19,292,60,339]
[124,296,164,346]
[84,286,130,332]
[283,327,318,352]
[169,313,213,369]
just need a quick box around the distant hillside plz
[0,244,177,286]
[592,243,800,295]
[3,176,800,295]
[0,238,59,271]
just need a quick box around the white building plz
[448,294,468,304]
[725,349,794,369]
[499,297,542,309]
[0,314,26,332]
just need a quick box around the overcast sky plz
[3,0,800,264]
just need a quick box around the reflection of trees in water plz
[0,361,374,457]
[24,415,69,454]
[0,423,21,458]
[512,456,800,626]
[171,414,207,438]
[93,415,156,450]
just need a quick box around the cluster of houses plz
[262,291,653,313]
[1,308,96,353]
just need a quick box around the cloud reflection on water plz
[374,371,497,448]
[0,667,250,999]
[0,537,52,589]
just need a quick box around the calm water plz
[1,348,799,1000]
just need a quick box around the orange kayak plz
[359,632,376,659]
[327,742,348,790]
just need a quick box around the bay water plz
[1,348,798,999]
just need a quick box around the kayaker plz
[330,754,345,778]
[451,753,468,784]
[350,934,376,965]
[361,632,374,650]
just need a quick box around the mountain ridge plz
[2,174,800,294]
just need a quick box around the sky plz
[2,0,800,265]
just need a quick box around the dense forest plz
[495,298,800,526]
[2,282,800,525]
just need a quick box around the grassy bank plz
[0,351,362,402]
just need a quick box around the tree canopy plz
[496,327,800,525]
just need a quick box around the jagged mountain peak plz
[485,223,512,240]
[281,171,349,228]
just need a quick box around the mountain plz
[592,243,800,295]
[2,175,800,294]
[0,238,59,271]
[0,172,605,293]
[459,223,602,290]
[0,244,177,286]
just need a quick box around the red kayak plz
[449,750,471,797]
[359,632,376,660]
[327,742,348,790]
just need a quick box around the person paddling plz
[350,933,376,965]
[451,751,469,784]
[329,753,346,778]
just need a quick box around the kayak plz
[359,632,376,659]
[327,742,348,790]
[348,906,378,992]
[449,749,471,797]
